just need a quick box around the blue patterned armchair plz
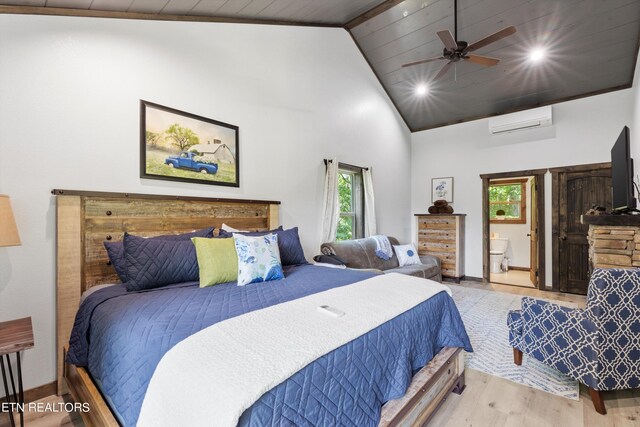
[507,268,640,415]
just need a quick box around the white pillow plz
[221,223,245,233]
[393,244,422,267]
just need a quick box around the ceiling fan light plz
[529,48,545,62]
[416,84,429,95]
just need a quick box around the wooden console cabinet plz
[415,214,465,282]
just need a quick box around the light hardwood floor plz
[2,281,638,427]
[490,269,535,288]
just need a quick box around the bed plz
[54,189,472,426]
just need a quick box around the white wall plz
[411,89,635,283]
[490,177,532,269]
[0,15,411,392]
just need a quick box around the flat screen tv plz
[611,126,636,213]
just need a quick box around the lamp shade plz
[0,195,21,247]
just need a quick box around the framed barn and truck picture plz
[140,100,239,187]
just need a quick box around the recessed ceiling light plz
[416,84,429,96]
[529,48,545,62]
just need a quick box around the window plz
[337,164,364,240]
[489,179,527,224]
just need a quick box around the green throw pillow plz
[192,237,238,287]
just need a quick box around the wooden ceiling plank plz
[0,4,342,26]
[46,0,92,9]
[189,0,228,15]
[216,0,254,15]
[160,0,200,14]
[128,0,169,14]
[309,0,380,25]
[89,0,135,12]
[335,0,391,25]
[255,0,296,17]
[345,0,406,30]
[0,0,44,5]
[350,0,442,39]
[274,0,313,20]
[238,0,277,16]
[356,0,453,53]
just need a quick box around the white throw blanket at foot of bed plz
[138,273,451,427]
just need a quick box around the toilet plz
[490,237,509,274]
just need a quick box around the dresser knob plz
[106,210,112,216]
[106,261,112,266]
[106,235,112,241]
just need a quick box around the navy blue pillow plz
[123,233,205,292]
[273,227,307,266]
[104,227,213,285]
[104,241,128,282]
[221,227,306,266]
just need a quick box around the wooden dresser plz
[415,214,465,282]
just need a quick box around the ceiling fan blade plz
[401,56,446,68]
[434,61,453,80]
[437,30,458,50]
[465,26,516,52]
[465,54,500,67]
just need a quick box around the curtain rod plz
[323,159,369,171]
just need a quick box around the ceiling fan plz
[401,0,517,80]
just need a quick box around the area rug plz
[449,285,580,400]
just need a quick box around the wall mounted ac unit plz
[488,106,553,135]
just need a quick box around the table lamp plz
[0,195,21,247]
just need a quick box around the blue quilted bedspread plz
[67,265,471,426]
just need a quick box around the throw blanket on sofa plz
[138,273,452,427]
[372,234,393,260]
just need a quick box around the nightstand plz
[0,317,34,427]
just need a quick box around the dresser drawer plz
[417,216,457,225]
[418,229,456,242]
[422,242,456,253]
[419,250,456,262]
[418,221,456,230]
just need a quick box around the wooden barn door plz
[551,163,611,294]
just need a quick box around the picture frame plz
[140,100,239,187]
[431,177,454,203]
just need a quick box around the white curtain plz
[363,167,377,236]
[321,158,340,243]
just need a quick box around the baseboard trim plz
[509,266,530,271]
[22,381,57,403]
[463,276,483,282]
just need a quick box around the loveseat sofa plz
[320,236,442,282]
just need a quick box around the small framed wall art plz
[431,177,454,203]
[140,100,239,187]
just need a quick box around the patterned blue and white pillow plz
[393,244,423,267]
[233,233,284,286]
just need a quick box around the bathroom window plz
[489,179,527,224]
[337,164,364,240]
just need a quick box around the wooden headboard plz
[54,189,280,394]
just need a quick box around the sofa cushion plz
[385,263,440,280]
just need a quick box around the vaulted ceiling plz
[1,0,639,132]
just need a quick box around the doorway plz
[481,169,546,289]
[551,162,611,295]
